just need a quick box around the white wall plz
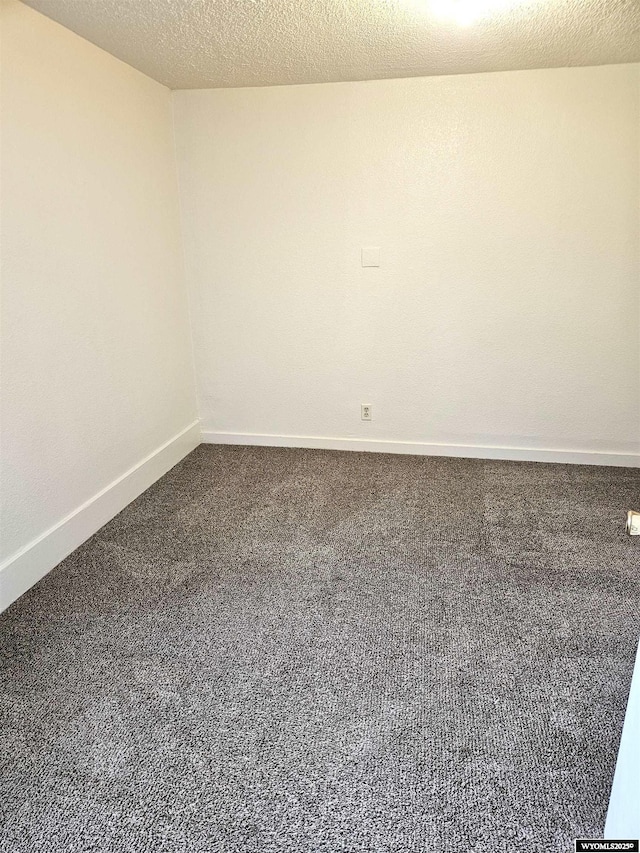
[174,65,640,465]
[1,10,638,615]
[0,1,198,607]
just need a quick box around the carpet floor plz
[1,445,639,853]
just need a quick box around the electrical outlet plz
[361,404,372,421]
[627,510,640,535]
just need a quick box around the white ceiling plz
[22,0,640,89]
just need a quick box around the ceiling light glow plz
[422,0,526,26]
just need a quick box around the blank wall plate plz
[361,247,380,267]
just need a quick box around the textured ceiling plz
[22,0,640,89]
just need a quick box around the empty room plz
[1,0,639,851]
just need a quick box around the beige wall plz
[0,1,197,565]
[174,65,640,463]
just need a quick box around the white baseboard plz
[201,430,640,468]
[0,420,201,614]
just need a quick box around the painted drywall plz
[605,637,640,839]
[0,2,198,589]
[174,65,640,463]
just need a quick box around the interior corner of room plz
[0,0,639,850]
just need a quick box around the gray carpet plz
[1,445,639,853]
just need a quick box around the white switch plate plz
[361,247,380,267]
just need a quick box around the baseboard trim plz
[201,430,639,468]
[0,420,201,614]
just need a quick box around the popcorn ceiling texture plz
[22,0,640,89]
